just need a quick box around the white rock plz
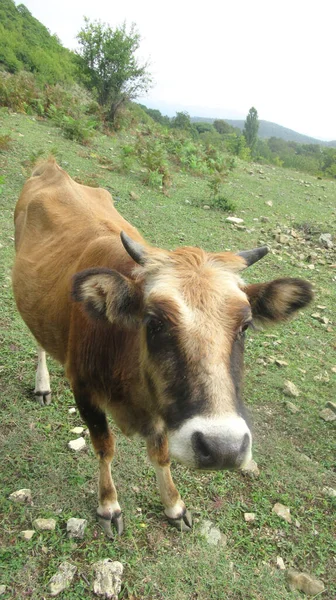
[272,503,292,523]
[68,407,76,414]
[20,530,35,541]
[70,427,84,435]
[319,408,336,422]
[203,205,210,210]
[287,569,325,596]
[284,401,300,414]
[244,513,256,522]
[33,518,56,531]
[0,586,7,596]
[275,359,288,367]
[93,559,123,599]
[283,380,300,398]
[68,437,86,451]
[326,401,336,414]
[322,486,336,498]
[319,233,333,249]
[200,520,227,546]
[66,518,87,539]
[276,556,286,570]
[9,488,32,503]
[241,459,260,478]
[265,200,273,207]
[226,217,244,224]
[49,562,77,596]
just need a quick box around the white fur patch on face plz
[168,415,252,469]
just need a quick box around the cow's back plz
[12,158,144,363]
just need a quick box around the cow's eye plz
[239,320,252,335]
[144,316,164,336]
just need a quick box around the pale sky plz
[22,0,336,140]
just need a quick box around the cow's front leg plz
[147,435,192,532]
[73,384,123,537]
[34,345,51,405]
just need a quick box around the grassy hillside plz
[0,111,335,599]
[0,0,75,83]
[192,117,336,147]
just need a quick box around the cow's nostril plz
[193,431,212,461]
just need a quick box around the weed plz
[0,134,12,151]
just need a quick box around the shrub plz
[0,71,40,112]
[210,195,235,212]
[60,115,97,144]
[0,134,12,151]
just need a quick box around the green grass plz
[0,111,335,599]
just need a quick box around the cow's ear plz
[72,268,142,327]
[244,278,313,324]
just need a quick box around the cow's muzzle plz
[168,415,252,470]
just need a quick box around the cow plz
[12,158,312,536]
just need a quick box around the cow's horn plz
[237,245,269,267]
[120,231,146,265]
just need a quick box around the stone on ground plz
[70,426,84,435]
[319,408,336,422]
[200,520,227,546]
[276,556,285,570]
[284,401,300,414]
[0,586,6,596]
[33,518,56,531]
[244,513,256,522]
[272,503,292,523]
[286,569,325,596]
[9,489,32,503]
[322,486,336,498]
[226,216,244,224]
[49,562,77,596]
[319,233,333,249]
[66,518,87,539]
[68,437,86,451]
[283,380,300,397]
[93,559,123,599]
[20,530,35,541]
[241,459,260,478]
[326,401,336,413]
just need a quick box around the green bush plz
[0,134,12,151]
[0,71,40,112]
[210,195,235,212]
[59,115,97,144]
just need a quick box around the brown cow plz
[12,158,312,536]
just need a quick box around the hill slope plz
[192,117,336,147]
[0,0,75,83]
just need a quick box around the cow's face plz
[140,248,253,470]
[73,233,313,471]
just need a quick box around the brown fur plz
[12,160,313,527]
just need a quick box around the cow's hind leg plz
[73,385,123,537]
[34,345,51,406]
[147,435,192,532]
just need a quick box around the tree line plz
[0,0,335,179]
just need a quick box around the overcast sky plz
[22,0,336,140]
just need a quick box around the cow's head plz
[72,232,312,471]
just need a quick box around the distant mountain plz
[191,117,336,148]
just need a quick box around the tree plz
[76,18,152,123]
[171,111,192,130]
[243,107,259,152]
[213,119,233,135]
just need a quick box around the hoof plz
[167,509,192,532]
[34,391,52,406]
[97,511,124,538]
